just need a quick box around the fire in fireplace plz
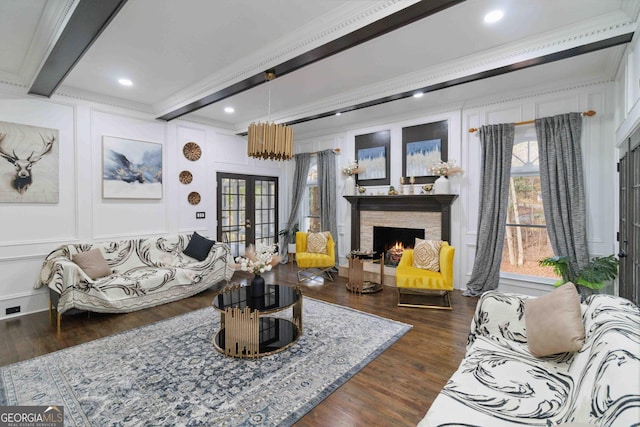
[373,226,425,266]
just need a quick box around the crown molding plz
[53,85,154,115]
[293,78,611,141]
[19,0,78,87]
[153,0,421,116]
[237,12,635,131]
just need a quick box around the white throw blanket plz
[36,234,234,314]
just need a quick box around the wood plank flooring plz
[0,263,479,426]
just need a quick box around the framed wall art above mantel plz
[355,130,390,187]
[402,120,448,185]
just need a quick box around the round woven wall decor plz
[183,142,201,161]
[179,170,193,184]
[188,191,201,205]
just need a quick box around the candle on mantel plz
[409,176,415,184]
[400,176,405,185]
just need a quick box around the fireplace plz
[344,194,458,252]
[373,226,424,266]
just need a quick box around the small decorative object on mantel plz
[342,160,363,196]
[179,170,193,184]
[388,185,398,195]
[429,160,463,194]
[183,142,202,161]
[409,176,415,194]
[187,191,201,205]
[422,184,434,194]
[357,185,367,194]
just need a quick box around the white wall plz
[0,75,621,320]
[0,87,284,320]
[296,82,617,296]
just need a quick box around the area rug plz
[0,297,411,426]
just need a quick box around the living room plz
[0,1,639,425]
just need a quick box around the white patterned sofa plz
[419,290,640,426]
[36,233,234,330]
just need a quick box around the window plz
[301,161,321,232]
[500,140,556,279]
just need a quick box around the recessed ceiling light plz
[118,78,133,86]
[413,92,424,98]
[484,10,504,24]
[335,112,342,116]
[224,107,235,113]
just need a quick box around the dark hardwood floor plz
[0,263,479,426]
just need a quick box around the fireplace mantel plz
[344,194,458,249]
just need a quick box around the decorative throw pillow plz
[524,282,585,357]
[307,232,329,254]
[183,232,216,261]
[72,248,111,280]
[412,238,442,271]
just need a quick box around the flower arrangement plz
[342,160,363,176]
[429,160,463,177]
[234,243,281,275]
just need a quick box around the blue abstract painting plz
[405,139,441,177]
[102,136,163,199]
[357,146,386,180]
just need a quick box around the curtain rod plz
[468,110,596,133]
[308,148,341,155]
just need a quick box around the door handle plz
[245,219,252,229]
[618,240,628,258]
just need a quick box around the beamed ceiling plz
[0,0,637,139]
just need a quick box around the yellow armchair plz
[295,231,336,282]
[396,242,455,309]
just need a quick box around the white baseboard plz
[0,291,49,321]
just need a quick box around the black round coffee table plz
[212,283,302,358]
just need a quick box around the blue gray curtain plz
[464,123,515,296]
[317,149,339,266]
[280,153,311,262]
[535,113,589,279]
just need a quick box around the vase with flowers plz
[429,160,463,194]
[342,160,363,196]
[234,243,281,296]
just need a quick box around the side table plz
[346,252,384,294]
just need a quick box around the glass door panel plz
[217,173,278,258]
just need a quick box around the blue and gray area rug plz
[0,298,411,426]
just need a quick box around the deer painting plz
[0,132,56,195]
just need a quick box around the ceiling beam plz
[157,0,466,121]
[280,32,634,128]
[28,0,129,97]
[234,32,632,135]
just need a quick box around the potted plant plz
[278,223,299,256]
[538,254,619,300]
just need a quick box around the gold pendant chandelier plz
[247,71,293,161]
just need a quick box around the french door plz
[216,173,278,258]
[618,127,639,306]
